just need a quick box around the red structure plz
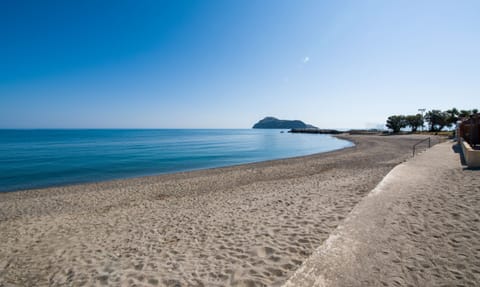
[458,114,480,149]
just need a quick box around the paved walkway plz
[284,141,480,287]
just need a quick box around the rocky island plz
[252,117,317,129]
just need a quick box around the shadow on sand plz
[452,142,480,170]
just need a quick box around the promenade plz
[285,140,480,286]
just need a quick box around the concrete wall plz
[460,138,480,168]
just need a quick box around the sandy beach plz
[285,139,480,287]
[0,135,445,286]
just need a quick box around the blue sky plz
[1,0,479,129]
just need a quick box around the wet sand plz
[0,135,431,286]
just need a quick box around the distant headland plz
[252,117,317,129]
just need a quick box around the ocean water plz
[0,129,353,192]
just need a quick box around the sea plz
[0,129,353,192]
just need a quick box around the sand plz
[284,140,480,286]
[0,135,443,286]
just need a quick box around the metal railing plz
[413,137,431,157]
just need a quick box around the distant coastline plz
[289,128,342,134]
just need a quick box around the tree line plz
[386,108,479,133]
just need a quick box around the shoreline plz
[0,133,354,194]
[0,134,434,286]
[0,135,356,196]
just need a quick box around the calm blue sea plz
[0,129,353,192]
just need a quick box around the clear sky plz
[1,0,479,129]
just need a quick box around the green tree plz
[405,114,424,132]
[425,110,448,132]
[458,109,478,119]
[386,115,407,133]
[445,108,460,128]
[459,109,472,118]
